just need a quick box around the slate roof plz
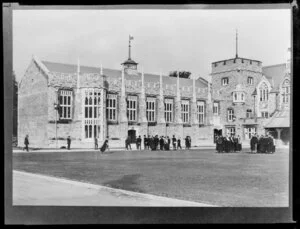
[262,63,287,90]
[264,106,290,128]
[41,60,207,88]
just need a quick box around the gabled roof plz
[41,60,208,88]
[262,63,287,90]
[264,107,290,128]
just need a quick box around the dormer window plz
[222,77,229,86]
[247,77,253,85]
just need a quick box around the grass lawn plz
[13,148,289,206]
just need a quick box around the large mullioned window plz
[282,79,290,104]
[83,89,102,139]
[146,97,156,122]
[164,98,173,123]
[259,82,269,101]
[181,100,190,123]
[127,95,138,122]
[58,90,72,119]
[107,94,117,121]
[197,101,205,124]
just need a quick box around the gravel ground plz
[13,148,289,206]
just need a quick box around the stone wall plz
[18,60,49,148]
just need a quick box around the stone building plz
[18,38,291,148]
[210,52,291,144]
[18,51,215,148]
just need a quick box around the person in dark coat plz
[237,135,242,152]
[250,134,258,153]
[216,135,223,153]
[143,135,148,150]
[94,137,98,149]
[233,136,238,152]
[24,135,29,152]
[67,136,71,150]
[224,135,230,153]
[159,136,164,150]
[125,136,131,150]
[167,137,171,150]
[100,139,109,153]
[177,137,182,150]
[136,136,142,150]
[172,135,177,150]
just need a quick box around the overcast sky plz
[13,9,291,82]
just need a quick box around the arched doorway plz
[213,129,222,143]
[128,129,136,144]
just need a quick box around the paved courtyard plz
[13,148,289,207]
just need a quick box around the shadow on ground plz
[103,174,145,193]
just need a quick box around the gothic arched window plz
[259,82,269,102]
[282,79,290,103]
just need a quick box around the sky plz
[13,8,291,82]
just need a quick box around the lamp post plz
[54,102,61,149]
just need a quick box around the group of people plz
[250,133,275,154]
[215,135,242,153]
[125,135,192,151]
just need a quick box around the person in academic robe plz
[143,135,147,150]
[136,136,142,150]
[24,134,29,152]
[125,136,131,150]
[177,137,182,150]
[67,136,71,150]
[233,136,238,152]
[216,135,223,153]
[172,135,177,150]
[225,135,230,153]
[159,136,164,150]
[250,134,258,153]
[237,135,242,152]
[100,139,109,153]
[167,136,171,150]
[229,136,234,152]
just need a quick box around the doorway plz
[213,129,222,143]
[128,129,136,144]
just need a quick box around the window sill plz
[108,121,119,125]
[148,122,157,126]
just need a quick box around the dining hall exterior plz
[17,39,291,148]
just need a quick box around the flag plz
[129,35,134,40]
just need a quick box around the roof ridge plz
[262,63,285,68]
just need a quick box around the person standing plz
[67,136,71,150]
[250,134,258,153]
[143,135,147,150]
[94,137,98,150]
[167,136,171,150]
[177,137,182,150]
[237,135,242,152]
[137,135,142,150]
[125,136,131,150]
[24,134,29,152]
[216,135,223,153]
[172,135,177,150]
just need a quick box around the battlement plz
[211,57,262,74]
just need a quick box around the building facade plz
[18,44,291,148]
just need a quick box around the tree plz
[169,71,191,79]
[13,71,18,139]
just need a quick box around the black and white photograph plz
[5,3,294,224]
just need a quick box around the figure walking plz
[24,134,29,152]
[94,137,98,149]
[67,136,71,150]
